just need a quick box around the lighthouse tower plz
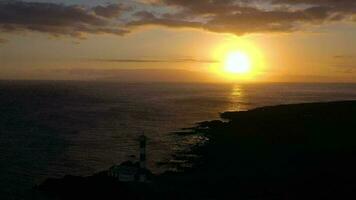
[139,134,147,182]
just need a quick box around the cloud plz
[0,0,355,38]
[50,68,219,82]
[334,55,354,59]
[332,54,355,73]
[0,1,129,38]
[0,38,7,44]
[271,0,356,19]
[93,4,128,18]
[128,11,203,29]
[333,64,356,74]
[92,58,218,63]
[131,0,356,35]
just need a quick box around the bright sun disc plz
[210,38,265,82]
[225,52,251,74]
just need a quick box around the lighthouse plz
[139,134,147,182]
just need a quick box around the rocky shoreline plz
[37,101,356,199]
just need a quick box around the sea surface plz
[1,81,356,199]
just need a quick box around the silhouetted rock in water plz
[37,101,356,199]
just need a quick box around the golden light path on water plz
[227,85,249,112]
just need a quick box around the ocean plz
[1,81,356,199]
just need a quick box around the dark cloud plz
[93,4,127,18]
[129,11,203,29]
[0,1,129,37]
[271,0,356,18]
[271,0,355,6]
[132,0,356,35]
[0,0,355,38]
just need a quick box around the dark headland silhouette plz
[37,101,356,199]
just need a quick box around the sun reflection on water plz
[227,85,249,112]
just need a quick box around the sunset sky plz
[0,0,355,82]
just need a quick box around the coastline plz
[37,100,356,199]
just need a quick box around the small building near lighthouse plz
[108,161,139,182]
[108,134,150,182]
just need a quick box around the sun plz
[209,37,265,82]
[225,51,251,74]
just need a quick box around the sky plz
[0,0,355,82]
